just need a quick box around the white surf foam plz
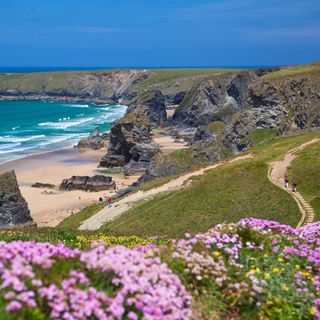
[0,135,46,143]
[66,104,90,109]
[38,117,95,129]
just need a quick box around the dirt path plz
[79,154,254,230]
[268,138,320,227]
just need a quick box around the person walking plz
[99,197,103,207]
[284,175,289,188]
[292,179,298,192]
[103,193,107,203]
[107,197,112,208]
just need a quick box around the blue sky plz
[0,0,319,67]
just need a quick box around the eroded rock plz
[60,175,116,192]
[0,171,35,228]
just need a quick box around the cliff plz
[0,171,35,228]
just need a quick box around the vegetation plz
[264,61,320,79]
[208,121,225,134]
[101,131,320,237]
[288,140,320,221]
[0,228,168,250]
[133,68,243,95]
[1,220,320,319]
[58,203,104,230]
[243,128,277,145]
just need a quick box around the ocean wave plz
[99,105,127,113]
[0,135,46,143]
[0,142,21,150]
[66,104,90,109]
[0,145,36,155]
[38,117,94,129]
[36,133,87,147]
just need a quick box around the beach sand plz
[0,132,187,228]
[0,148,139,227]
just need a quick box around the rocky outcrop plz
[172,69,278,127]
[0,171,35,228]
[77,127,109,150]
[59,175,116,192]
[165,91,187,106]
[99,119,160,175]
[221,77,320,153]
[126,90,168,127]
[31,182,55,189]
[0,70,149,104]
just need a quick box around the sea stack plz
[0,170,35,228]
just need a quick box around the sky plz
[0,0,319,67]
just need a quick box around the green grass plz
[0,68,243,97]
[288,140,320,221]
[243,128,277,145]
[102,160,300,237]
[133,68,243,95]
[137,175,178,192]
[101,131,320,238]
[58,203,103,230]
[263,61,320,80]
[208,121,225,134]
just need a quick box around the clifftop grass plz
[263,61,320,80]
[133,68,243,95]
[101,131,320,237]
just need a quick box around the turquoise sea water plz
[0,100,126,164]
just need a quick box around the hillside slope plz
[100,131,320,237]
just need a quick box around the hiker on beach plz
[292,179,298,192]
[284,175,289,188]
[99,197,103,207]
[107,197,112,208]
[103,193,107,203]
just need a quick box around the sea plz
[0,100,127,164]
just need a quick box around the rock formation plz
[99,114,160,175]
[0,171,35,228]
[0,70,149,104]
[126,90,168,127]
[77,127,109,150]
[59,175,116,192]
[31,182,55,189]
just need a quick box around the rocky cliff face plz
[172,69,278,127]
[221,77,320,153]
[0,171,35,228]
[126,90,168,127]
[0,70,149,104]
[99,118,160,175]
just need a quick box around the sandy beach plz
[0,148,139,227]
[0,133,187,228]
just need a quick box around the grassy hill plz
[263,61,320,80]
[288,140,320,220]
[99,131,320,238]
[131,68,243,95]
[0,67,244,98]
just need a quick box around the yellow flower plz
[296,265,300,269]
[272,267,280,273]
[281,284,289,291]
[265,272,270,280]
[213,251,220,257]
[277,258,284,262]
[310,307,316,316]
